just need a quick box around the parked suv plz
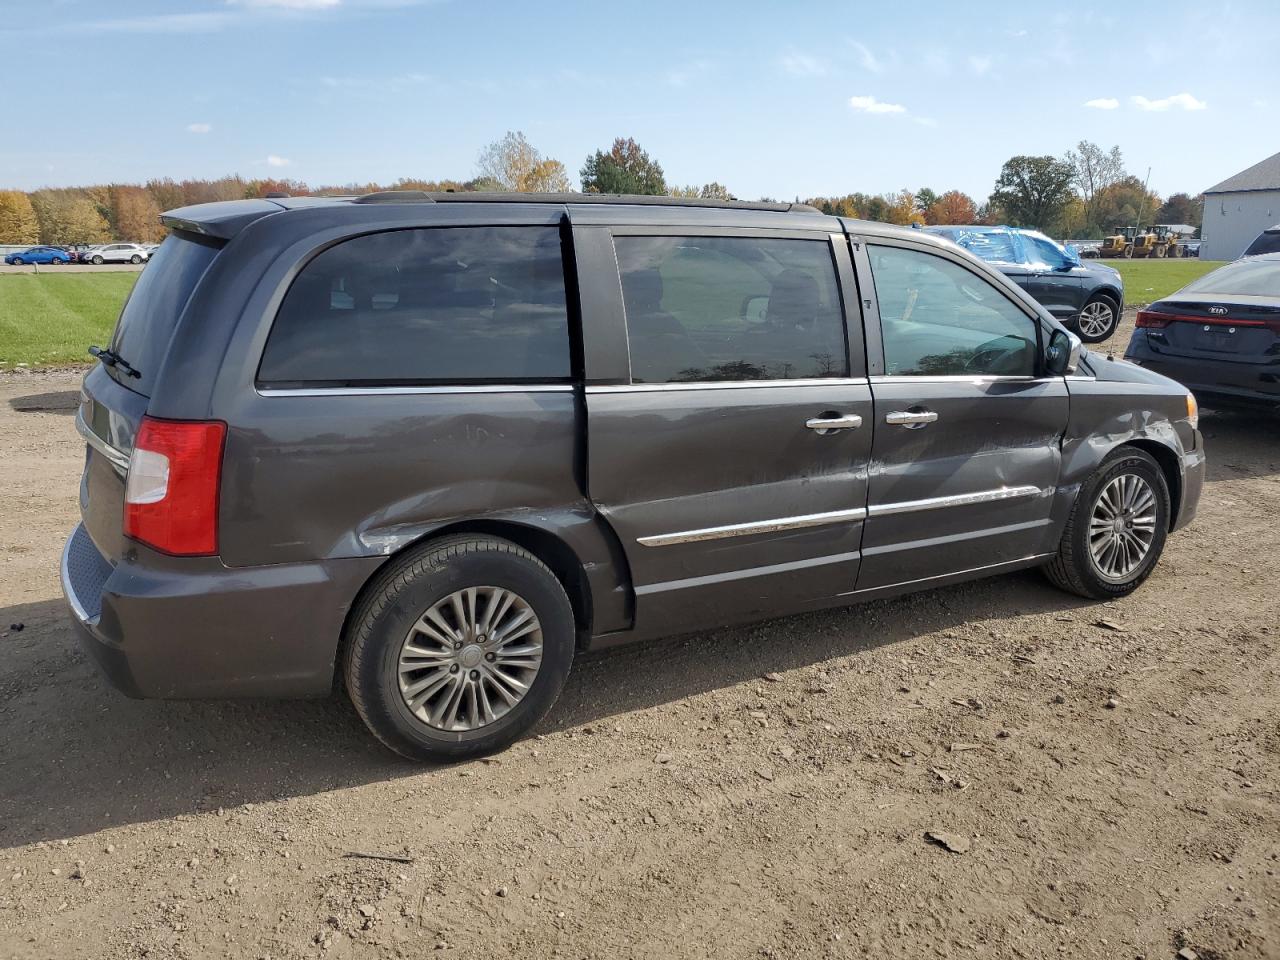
[63,193,1204,761]
[924,225,1125,342]
[82,243,150,265]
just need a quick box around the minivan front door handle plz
[885,410,939,427]
[805,413,863,433]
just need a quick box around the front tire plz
[91,255,103,265]
[1044,448,1170,600]
[343,535,576,762]
[130,254,142,264]
[11,258,23,265]
[1075,295,1119,343]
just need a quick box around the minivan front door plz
[574,223,873,639]
[853,239,1069,591]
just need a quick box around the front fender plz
[1051,360,1203,538]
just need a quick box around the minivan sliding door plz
[574,225,873,639]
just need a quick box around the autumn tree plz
[989,155,1076,231]
[927,190,978,225]
[1092,175,1162,232]
[29,190,111,245]
[111,186,164,242]
[1063,141,1125,233]
[580,137,666,195]
[145,178,186,213]
[475,131,570,192]
[882,190,923,226]
[915,187,939,217]
[0,191,39,244]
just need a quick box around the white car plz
[83,243,150,265]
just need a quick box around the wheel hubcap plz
[1079,302,1114,338]
[1088,474,1157,582]
[397,586,543,732]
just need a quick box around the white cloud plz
[1084,97,1119,110]
[228,0,340,8]
[849,95,906,115]
[779,50,829,77]
[1132,92,1206,111]
[266,154,292,167]
[967,55,992,76]
[849,40,883,74]
[186,122,212,133]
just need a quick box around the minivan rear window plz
[108,233,220,395]
[1243,230,1280,258]
[259,227,571,386]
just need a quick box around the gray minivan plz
[63,193,1205,761]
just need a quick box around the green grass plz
[1098,258,1225,306]
[0,273,138,367]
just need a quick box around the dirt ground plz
[1,315,1277,960]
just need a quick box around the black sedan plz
[1124,253,1280,409]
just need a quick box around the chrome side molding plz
[637,507,868,547]
[637,485,1048,546]
[867,485,1044,517]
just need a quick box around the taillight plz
[1135,309,1172,329]
[124,417,226,556]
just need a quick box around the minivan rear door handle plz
[885,410,939,427]
[805,413,863,433]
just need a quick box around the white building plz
[1201,150,1280,260]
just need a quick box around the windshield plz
[1183,258,1280,298]
[107,233,220,395]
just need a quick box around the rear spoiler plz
[159,198,285,242]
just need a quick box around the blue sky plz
[2,0,1275,200]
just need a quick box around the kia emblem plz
[1209,306,1228,315]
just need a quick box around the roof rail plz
[351,190,437,204]
[347,190,817,213]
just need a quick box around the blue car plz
[924,225,1125,343]
[4,246,72,266]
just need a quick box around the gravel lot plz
[1,316,1277,960]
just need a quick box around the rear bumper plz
[1125,340,1280,409]
[61,523,382,699]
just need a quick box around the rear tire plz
[343,535,576,762]
[11,258,23,265]
[91,255,103,265]
[1044,448,1169,600]
[130,254,142,264]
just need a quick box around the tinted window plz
[869,245,1039,377]
[1243,231,1280,257]
[1023,233,1071,269]
[108,233,220,395]
[947,229,1021,264]
[259,227,570,385]
[614,235,848,383]
[1183,258,1280,297]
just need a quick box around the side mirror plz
[1046,329,1082,376]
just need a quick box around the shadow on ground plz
[0,571,1092,850]
[8,390,78,415]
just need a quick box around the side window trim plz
[610,228,857,386]
[256,225,574,387]
[858,238,1046,380]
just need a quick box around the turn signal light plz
[1186,392,1199,430]
[124,417,226,556]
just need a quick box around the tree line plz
[0,132,1202,246]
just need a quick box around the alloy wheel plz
[1078,300,1115,340]
[397,586,544,732]
[1088,473,1158,582]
